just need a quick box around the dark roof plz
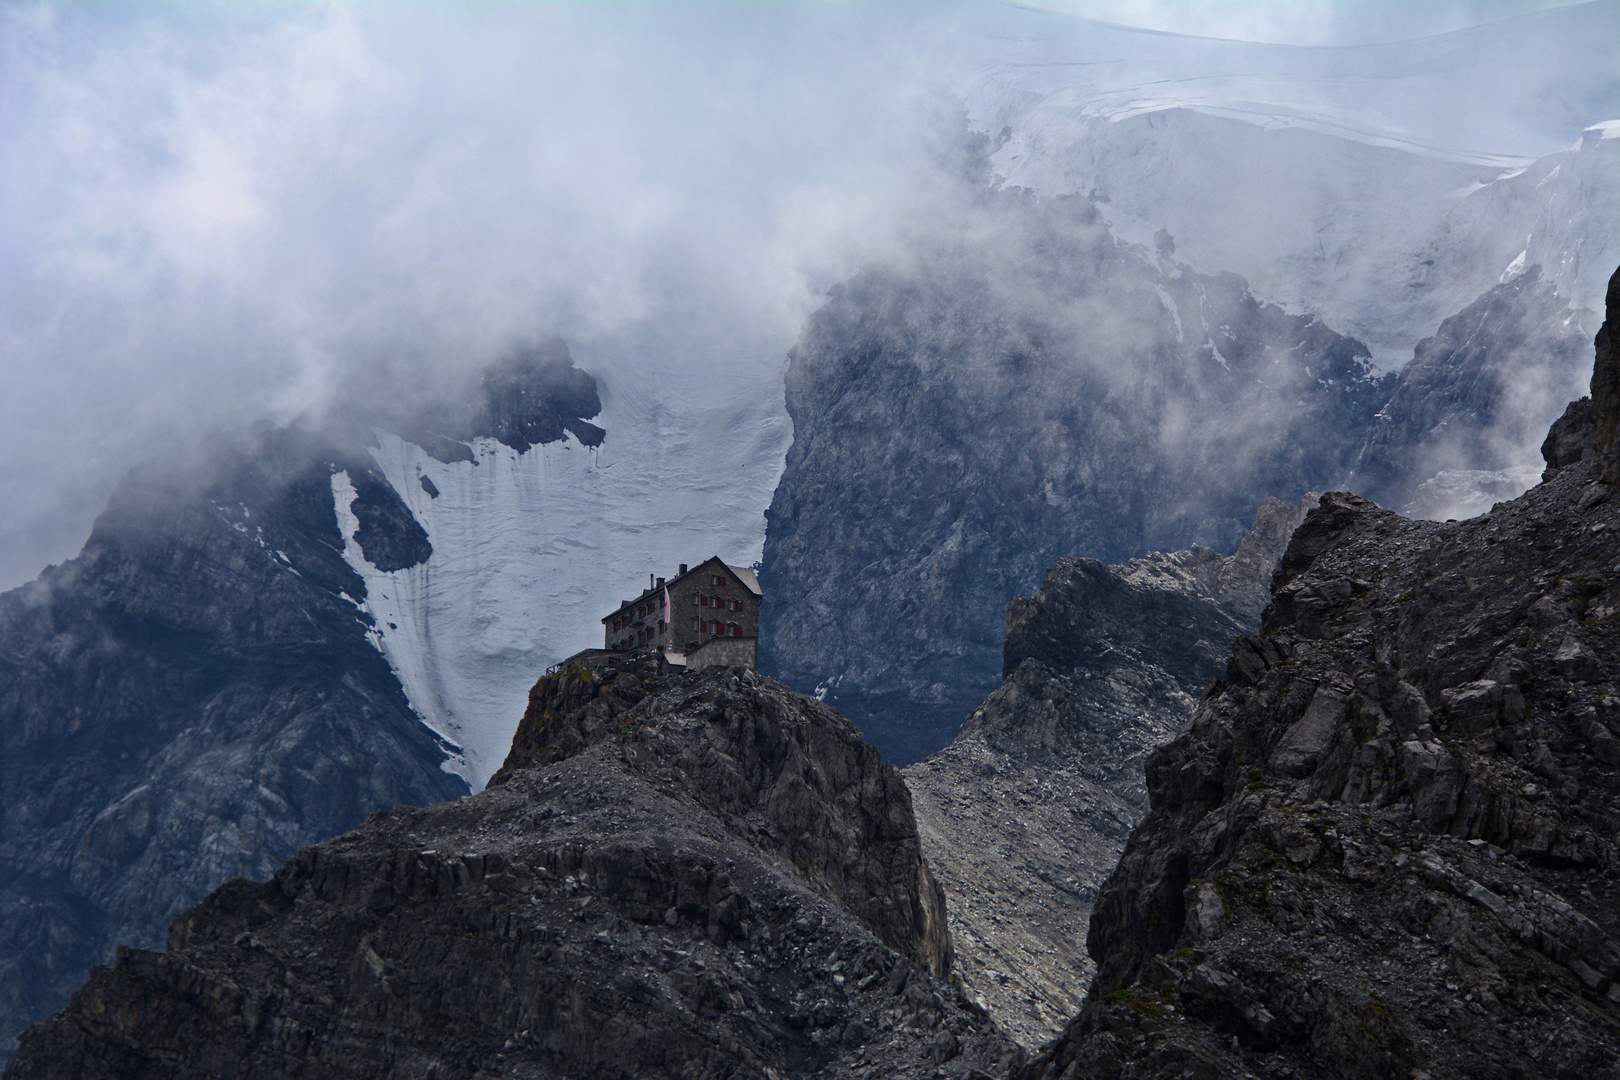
[601,556,761,622]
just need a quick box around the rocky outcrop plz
[7,662,1023,1080]
[0,346,604,1065]
[903,496,1313,1047]
[1586,264,1620,483]
[1348,265,1589,518]
[1023,454,1620,1073]
[386,337,606,461]
[759,161,1591,768]
[760,176,1390,765]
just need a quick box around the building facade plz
[601,556,760,669]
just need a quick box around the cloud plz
[1024,0,1585,46]
[0,3,974,587]
[0,1,1608,589]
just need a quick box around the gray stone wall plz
[686,636,758,672]
[605,558,759,657]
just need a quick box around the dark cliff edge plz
[0,344,603,1064]
[6,662,1024,1080]
[904,495,1314,1047]
[759,168,1585,769]
[1020,264,1620,1080]
[1348,265,1588,518]
[759,188,1389,767]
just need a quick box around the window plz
[712,574,725,586]
[700,595,708,607]
[732,624,742,637]
[692,616,699,632]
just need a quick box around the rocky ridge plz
[1348,265,1588,519]
[0,344,603,1063]
[6,661,1024,1080]
[1021,265,1620,1080]
[759,149,1588,766]
[904,495,1314,1047]
[760,176,1392,766]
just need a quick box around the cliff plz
[0,344,601,1063]
[760,185,1389,765]
[758,171,1586,767]
[1020,265,1620,1079]
[6,661,1023,1080]
[903,495,1314,1046]
[1348,265,1588,518]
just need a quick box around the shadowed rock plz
[6,662,1021,1080]
[904,495,1314,1046]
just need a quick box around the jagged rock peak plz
[495,661,954,978]
[1590,263,1620,480]
[759,179,1390,765]
[1023,460,1620,1077]
[384,338,605,463]
[0,423,466,1064]
[1544,262,1620,484]
[1348,265,1588,516]
[904,493,1315,1048]
[7,661,1016,1079]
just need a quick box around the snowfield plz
[332,358,792,788]
[329,3,1614,785]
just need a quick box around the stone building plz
[600,556,760,671]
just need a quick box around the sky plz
[0,0,1612,590]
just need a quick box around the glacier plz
[331,357,792,788]
[318,3,1614,784]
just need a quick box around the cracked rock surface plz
[905,496,1313,1047]
[1023,469,1620,1079]
[7,663,1023,1080]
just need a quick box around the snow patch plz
[1499,250,1528,284]
[1151,284,1183,342]
[1583,120,1620,144]
[330,357,792,790]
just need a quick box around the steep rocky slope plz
[1021,267,1620,1080]
[6,662,1023,1080]
[1349,265,1589,519]
[760,183,1390,765]
[904,495,1313,1047]
[759,163,1585,764]
[0,346,602,1063]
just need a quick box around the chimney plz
[656,577,665,588]
[649,573,655,591]
[679,563,688,575]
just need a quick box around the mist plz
[1,1,1612,590]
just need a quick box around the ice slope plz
[331,359,792,789]
[970,105,1620,368]
[952,3,1620,367]
[953,3,1619,166]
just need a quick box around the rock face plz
[1023,341,1620,1079]
[0,346,603,1064]
[758,172,1588,766]
[6,662,1024,1080]
[1348,265,1589,518]
[760,182,1390,765]
[903,495,1314,1047]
